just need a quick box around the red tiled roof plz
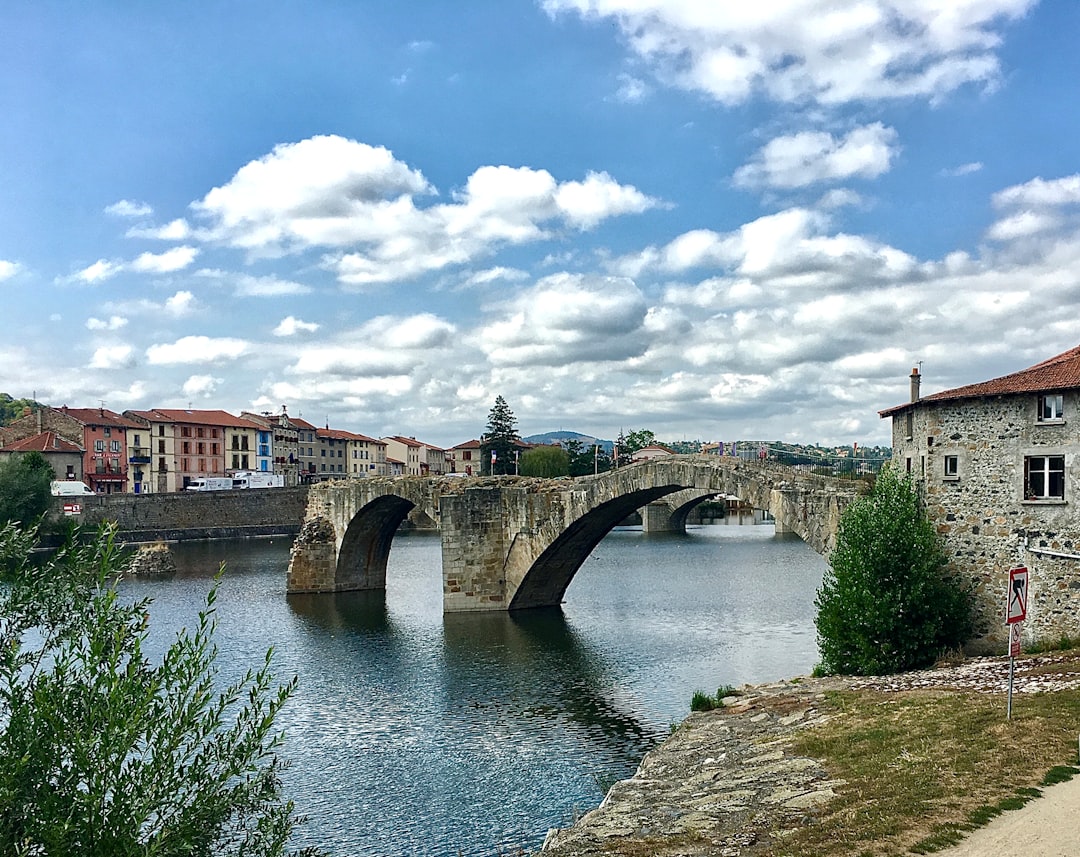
[0,431,83,453]
[290,417,318,430]
[58,406,143,429]
[127,408,260,429]
[452,439,482,450]
[880,345,1080,416]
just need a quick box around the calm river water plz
[123,523,827,856]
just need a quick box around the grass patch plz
[690,684,742,712]
[756,681,1080,857]
[1026,635,1077,654]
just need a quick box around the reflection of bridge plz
[286,455,865,612]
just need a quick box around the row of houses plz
[0,405,498,494]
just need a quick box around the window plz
[232,454,240,469]
[104,427,111,437]
[905,411,913,439]
[1038,394,1064,422]
[1025,455,1065,500]
[94,439,105,452]
[158,457,166,471]
[110,440,121,453]
[182,441,191,454]
[944,455,959,479]
[158,425,165,437]
[181,427,192,438]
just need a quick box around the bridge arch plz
[336,494,417,590]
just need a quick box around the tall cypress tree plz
[480,396,518,475]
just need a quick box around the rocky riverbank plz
[541,654,1080,856]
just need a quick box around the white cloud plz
[234,274,312,296]
[86,315,128,331]
[941,161,983,177]
[477,273,649,366]
[733,124,899,190]
[146,336,248,365]
[72,259,123,284]
[191,135,657,285]
[165,290,197,316]
[273,316,320,336]
[104,199,153,218]
[182,374,223,398]
[0,260,20,281]
[89,344,134,369]
[126,218,192,240]
[542,0,1036,106]
[986,174,1080,242]
[460,267,529,288]
[614,73,649,102]
[130,245,199,273]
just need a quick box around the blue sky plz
[3,0,1078,448]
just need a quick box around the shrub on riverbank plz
[0,522,321,856]
[814,466,974,675]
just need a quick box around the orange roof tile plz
[880,345,1080,416]
[0,431,83,453]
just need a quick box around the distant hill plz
[523,430,614,453]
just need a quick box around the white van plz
[51,480,95,497]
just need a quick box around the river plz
[124,523,827,856]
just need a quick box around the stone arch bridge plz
[286,455,865,612]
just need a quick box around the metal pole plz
[1007,654,1015,720]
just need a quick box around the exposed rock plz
[126,542,176,576]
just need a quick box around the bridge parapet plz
[286,456,867,605]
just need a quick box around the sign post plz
[1005,567,1029,720]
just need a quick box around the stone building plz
[880,345,1080,650]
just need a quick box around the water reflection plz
[129,524,825,856]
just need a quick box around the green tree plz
[615,429,656,467]
[0,523,320,856]
[0,450,53,526]
[480,395,518,475]
[519,445,569,477]
[814,466,974,675]
[0,394,40,426]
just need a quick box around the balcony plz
[129,447,151,464]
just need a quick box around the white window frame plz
[1024,454,1065,501]
[943,455,959,480]
[1038,394,1064,423]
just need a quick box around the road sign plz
[1006,566,1029,624]
[1009,621,1022,658]
[62,502,82,516]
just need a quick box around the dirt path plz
[932,775,1080,857]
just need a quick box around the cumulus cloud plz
[182,374,223,398]
[459,266,529,288]
[165,290,197,316]
[477,273,649,366]
[733,124,899,190]
[86,315,128,331]
[126,218,192,240]
[941,161,983,177]
[542,0,1035,106]
[194,268,313,296]
[614,73,649,103]
[89,344,134,369]
[146,336,249,365]
[190,135,657,285]
[105,199,153,218]
[987,174,1080,242]
[130,246,199,273]
[71,259,123,284]
[273,316,320,336]
[0,260,20,281]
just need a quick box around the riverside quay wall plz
[63,487,310,542]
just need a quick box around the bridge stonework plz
[287,456,864,610]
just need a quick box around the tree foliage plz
[519,445,569,478]
[0,450,53,526]
[0,523,320,857]
[615,429,656,467]
[0,394,40,427]
[562,439,611,476]
[480,395,518,475]
[814,466,974,676]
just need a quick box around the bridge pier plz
[641,501,678,533]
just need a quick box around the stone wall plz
[66,486,309,542]
[891,390,1080,650]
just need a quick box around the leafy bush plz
[814,465,974,675]
[0,522,320,856]
[0,450,52,526]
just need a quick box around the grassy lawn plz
[766,683,1080,856]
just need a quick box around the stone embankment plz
[541,655,1080,857]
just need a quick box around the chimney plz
[910,367,921,403]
